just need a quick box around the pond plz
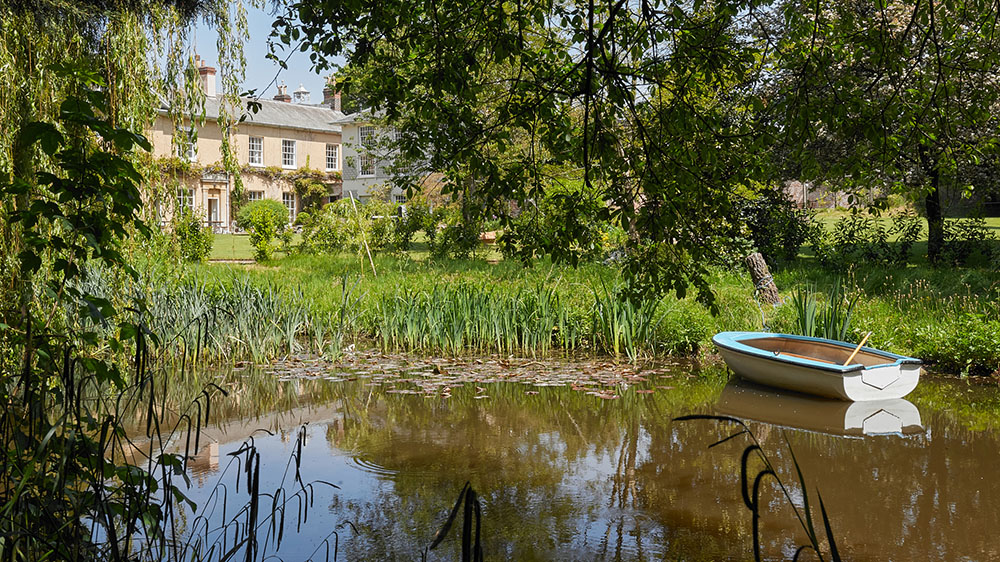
[153,353,1000,561]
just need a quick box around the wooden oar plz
[843,332,872,366]
[777,351,837,364]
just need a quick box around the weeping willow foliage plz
[0,1,264,559]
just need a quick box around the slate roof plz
[329,109,381,126]
[158,95,346,134]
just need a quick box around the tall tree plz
[277,0,776,308]
[278,0,1000,293]
[769,0,1000,261]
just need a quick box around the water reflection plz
[156,358,1000,561]
[715,379,924,437]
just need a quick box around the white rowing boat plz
[712,331,921,401]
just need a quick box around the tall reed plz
[143,277,319,364]
[373,283,580,356]
[791,279,857,341]
[590,281,661,361]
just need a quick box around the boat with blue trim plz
[712,331,921,401]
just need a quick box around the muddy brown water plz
[161,353,1000,561]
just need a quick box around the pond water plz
[158,353,1000,561]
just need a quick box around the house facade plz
[333,112,409,204]
[150,57,346,230]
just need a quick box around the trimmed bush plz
[174,208,213,262]
[237,199,289,261]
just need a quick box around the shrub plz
[237,199,289,261]
[298,196,405,257]
[940,217,997,266]
[732,184,812,266]
[298,202,349,254]
[430,203,480,259]
[500,181,606,264]
[395,197,428,252]
[912,314,1000,376]
[809,211,922,268]
[173,208,213,262]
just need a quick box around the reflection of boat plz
[712,331,921,401]
[715,380,924,437]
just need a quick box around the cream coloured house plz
[151,58,346,230]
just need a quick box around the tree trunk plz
[920,146,944,262]
[745,252,781,305]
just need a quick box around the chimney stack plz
[273,83,291,103]
[196,56,217,98]
[323,78,343,111]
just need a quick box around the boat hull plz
[713,332,921,401]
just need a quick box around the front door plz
[207,198,219,228]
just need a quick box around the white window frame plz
[358,126,375,178]
[247,190,263,202]
[326,143,340,171]
[248,136,263,166]
[281,139,296,169]
[393,194,406,204]
[282,192,296,221]
[179,128,197,162]
[176,187,194,211]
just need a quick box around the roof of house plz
[158,95,346,134]
[329,109,381,126]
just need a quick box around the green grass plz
[811,208,1000,230]
[211,233,255,260]
[211,231,504,262]
[186,215,1000,374]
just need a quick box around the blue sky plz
[193,3,345,104]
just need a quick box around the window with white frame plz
[176,187,194,211]
[248,136,263,166]
[282,192,296,221]
[281,139,296,168]
[394,194,406,203]
[247,190,263,202]
[179,128,197,162]
[326,143,340,171]
[358,126,375,177]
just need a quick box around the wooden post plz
[745,252,780,305]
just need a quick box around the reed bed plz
[143,277,335,364]
[372,284,582,356]
[164,251,1000,373]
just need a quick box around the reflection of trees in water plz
[326,373,729,560]
[331,373,1000,561]
[154,361,1000,560]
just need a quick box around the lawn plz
[210,233,301,260]
[210,231,503,261]
[188,209,999,375]
[210,234,255,260]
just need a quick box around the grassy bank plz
[174,250,1000,376]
